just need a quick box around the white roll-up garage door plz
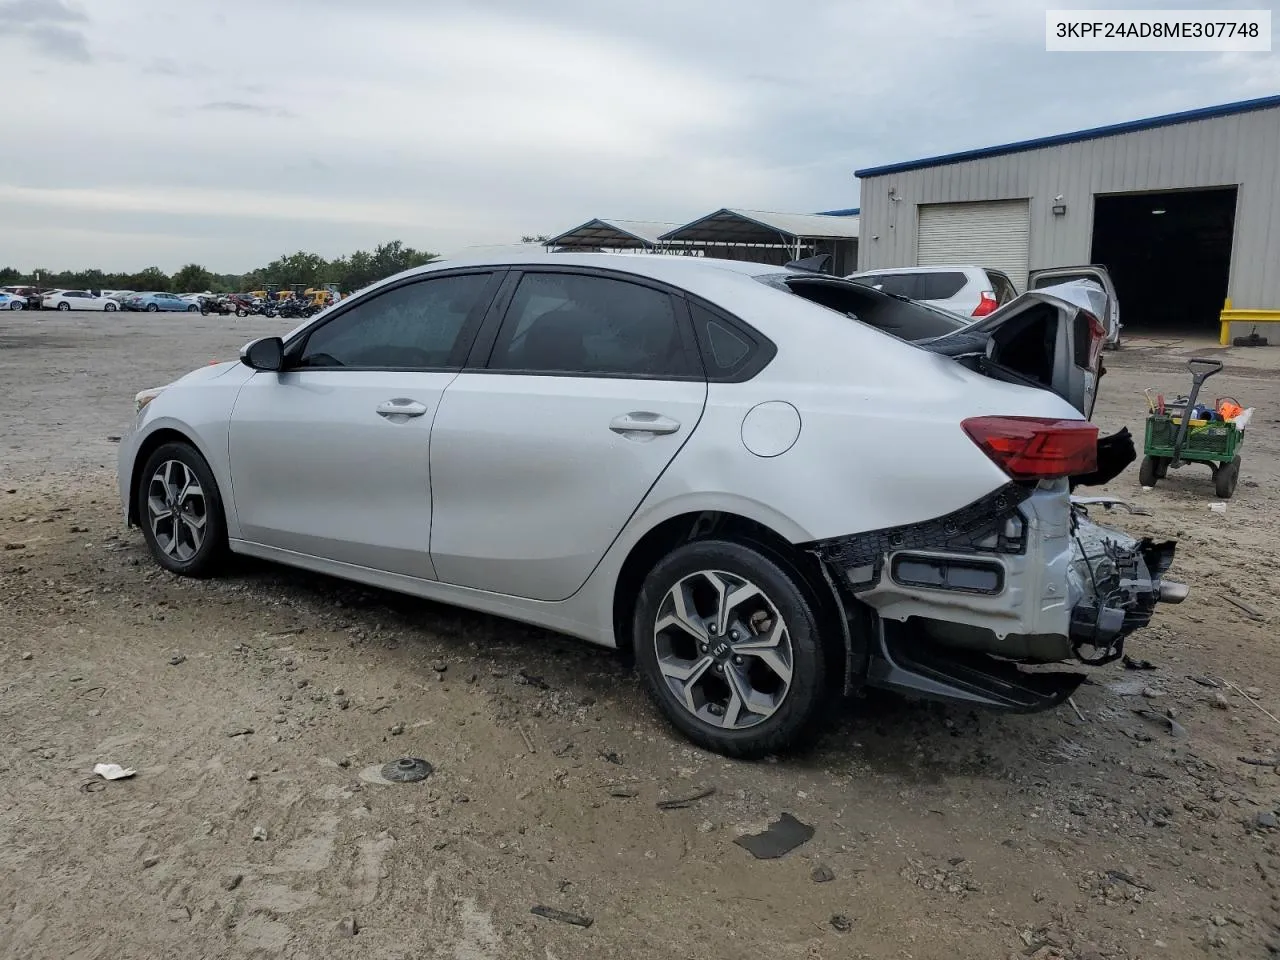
[917,200,1030,291]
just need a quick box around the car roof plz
[420,251,783,281]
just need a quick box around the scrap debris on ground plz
[3,316,1280,958]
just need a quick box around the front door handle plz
[609,412,681,437]
[376,398,428,420]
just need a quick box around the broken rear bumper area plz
[803,482,1187,712]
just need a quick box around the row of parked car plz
[0,286,224,313]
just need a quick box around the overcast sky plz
[0,0,1276,272]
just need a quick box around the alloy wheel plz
[146,459,208,562]
[653,570,794,730]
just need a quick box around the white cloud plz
[0,0,1275,271]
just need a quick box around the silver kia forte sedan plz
[118,253,1186,757]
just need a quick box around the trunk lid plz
[920,283,1108,419]
[1029,265,1120,346]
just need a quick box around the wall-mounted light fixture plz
[1151,208,1166,215]
[1052,203,1067,216]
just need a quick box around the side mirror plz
[241,336,284,372]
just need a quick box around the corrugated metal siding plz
[856,106,1280,308]
[917,201,1030,290]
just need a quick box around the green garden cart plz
[1139,358,1246,498]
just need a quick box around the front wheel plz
[235,307,248,317]
[633,539,831,759]
[187,304,199,312]
[104,302,117,312]
[10,301,22,310]
[1214,456,1241,499]
[57,302,70,311]
[136,442,228,577]
[1138,455,1160,487]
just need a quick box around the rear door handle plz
[609,412,681,437]
[376,398,428,419]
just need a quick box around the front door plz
[429,269,707,602]
[227,270,499,579]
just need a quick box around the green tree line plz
[0,240,439,295]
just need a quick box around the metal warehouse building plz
[855,94,1280,340]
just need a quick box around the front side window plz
[486,272,689,378]
[299,272,492,369]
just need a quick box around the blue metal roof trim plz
[814,207,860,216]
[854,93,1280,178]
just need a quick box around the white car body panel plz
[227,369,457,580]
[117,253,1161,660]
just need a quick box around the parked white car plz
[0,291,25,310]
[847,265,1018,319]
[117,253,1183,758]
[42,290,120,312]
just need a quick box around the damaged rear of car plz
[792,277,1187,712]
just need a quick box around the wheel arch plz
[611,510,864,691]
[127,426,216,527]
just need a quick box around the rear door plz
[1029,266,1120,345]
[428,268,707,602]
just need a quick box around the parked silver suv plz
[846,265,1018,318]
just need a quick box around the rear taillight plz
[962,416,1098,480]
[1086,311,1106,368]
[971,291,999,317]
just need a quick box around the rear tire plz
[57,302,70,311]
[136,442,228,578]
[632,539,830,759]
[146,303,159,312]
[1214,456,1241,499]
[1138,456,1160,487]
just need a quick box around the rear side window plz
[914,272,968,301]
[487,272,690,378]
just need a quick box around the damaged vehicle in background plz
[116,253,1184,759]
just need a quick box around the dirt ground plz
[3,311,1280,960]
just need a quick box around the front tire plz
[1138,456,1161,487]
[10,301,22,310]
[187,304,199,312]
[104,302,117,312]
[633,539,830,759]
[136,442,228,577]
[1214,456,1241,499]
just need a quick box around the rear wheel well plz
[128,428,199,526]
[612,512,850,682]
